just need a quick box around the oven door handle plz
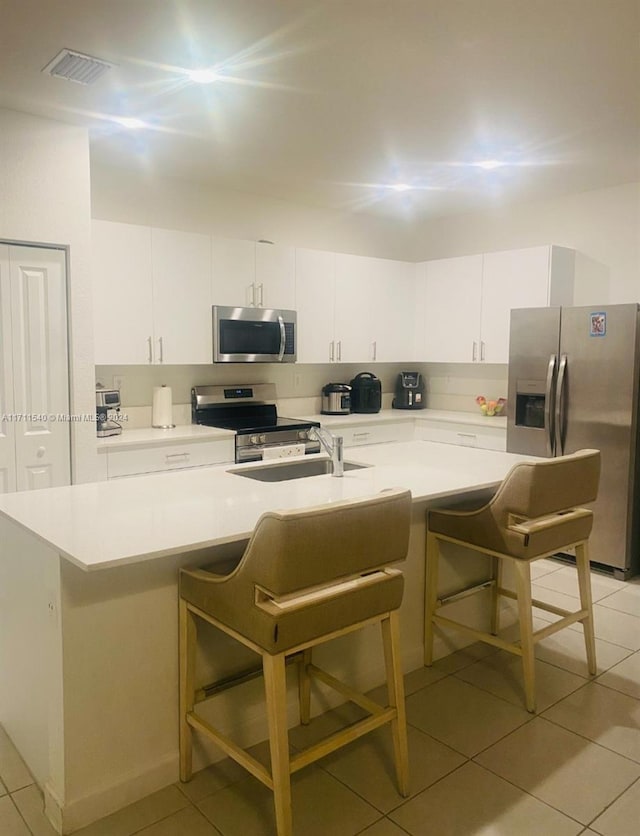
[277,315,286,361]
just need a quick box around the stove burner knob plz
[298,430,308,440]
[259,434,267,443]
[250,434,260,445]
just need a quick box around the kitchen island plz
[0,441,533,833]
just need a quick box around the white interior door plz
[0,245,16,493]
[9,246,70,491]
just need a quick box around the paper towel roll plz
[152,385,175,428]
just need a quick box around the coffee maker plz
[392,372,426,410]
[96,387,122,437]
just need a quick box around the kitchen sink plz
[229,459,369,482]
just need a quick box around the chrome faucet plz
[310,426,344,477]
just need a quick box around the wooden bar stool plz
[179,488,412,836]
[424,449,600,713]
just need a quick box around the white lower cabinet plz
[415,419,506,451]
[105,439,234,479]
[332,421,414,448]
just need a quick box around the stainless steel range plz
[191,383,321,463]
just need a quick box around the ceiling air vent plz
[42,49,114,85]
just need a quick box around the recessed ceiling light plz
[475,160,506,170]
[110,116,147,129]
[185,67,222,84]
[390,183,412,192]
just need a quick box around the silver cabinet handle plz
[480,341,485,361]
[147,336,153,363]
[472,341,478,361]
[158,336,164,363]
[372,341,377,361]
[329,340,335,361]
[545,354,557,456]
[258,283,264,307]
[248,283,256,307]
[165,452,189,463]
[337,340,342,361]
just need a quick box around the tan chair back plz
[494,448,600,520]
[238,488,412,596]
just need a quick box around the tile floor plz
[1,558,639,835]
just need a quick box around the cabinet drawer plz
[106,439,235,478]
[341,422,414,447]
[415,420,506,451]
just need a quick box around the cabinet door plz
[255,242,295,309]
[481,246,551,363]
[334,254,375,362]
[212,237,256,307]
[0,246,16,493]
[423,255,483,362]
[92,220,154,364]
[9,247,70,490]
[151,229,212,364]
[295,248,336,363]
[369,258,415,361]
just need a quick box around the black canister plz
[349,372,382,414]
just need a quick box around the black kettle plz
[349,372,382,414]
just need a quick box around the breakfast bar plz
[0,441,534,833]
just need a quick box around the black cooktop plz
[203,415,317,435]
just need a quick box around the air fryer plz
[349,372,382,414]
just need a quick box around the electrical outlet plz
[294,374,301,388]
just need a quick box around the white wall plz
[90,163,414,260]
[407,181,640,303]
[0,108,97,483]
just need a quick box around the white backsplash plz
[96,362,508,427]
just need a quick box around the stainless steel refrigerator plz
[507,304,640,579]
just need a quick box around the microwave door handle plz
[554,353,568,456]
[544,353,557,456]
[277,315,286,361]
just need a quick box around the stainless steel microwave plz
[212,305,297,363]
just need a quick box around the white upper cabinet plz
[418,255,484,363]
[93,220,154,364]
[93,221,212,364]
[333,254,414,363]
[211,238,295,310]
[295,248,336,363]
[151,228,212,364]
[212,237,256,307]
[417,245,577,364]
[255,242,295,310]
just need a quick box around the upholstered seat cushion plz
[181,567,404,653]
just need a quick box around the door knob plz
[36,446,46,458]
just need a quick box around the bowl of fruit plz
[476,396,506,417]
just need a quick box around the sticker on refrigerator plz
[589,312,606,337]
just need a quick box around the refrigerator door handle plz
[545,354,557,456]
[555,353,568,456]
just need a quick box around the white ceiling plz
[1,0,639,219]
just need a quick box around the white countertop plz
[97,423,234,450]
[305,408,506,430]
[0,441,532,572]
